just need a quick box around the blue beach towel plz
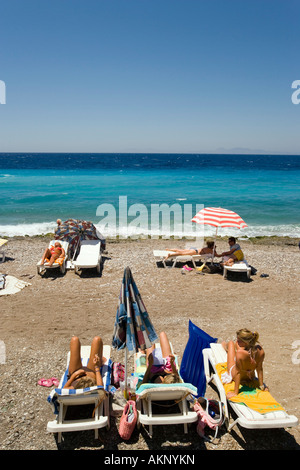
[180,320,217,397]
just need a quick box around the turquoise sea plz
[0,153,299,239]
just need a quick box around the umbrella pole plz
[124,347,128,399]
[72,238,80,263]
[212,226,218,263]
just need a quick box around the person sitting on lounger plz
[141,332,182,385]
[40,241,65,267]
[220,237,244,266]
[63,336,106,389]
[164,241,218,261]
[221,328,268,399]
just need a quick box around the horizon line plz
[0,151,300,156]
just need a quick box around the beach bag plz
[119,400,137,440]
[194,397,225,442]
[111,362,125,388]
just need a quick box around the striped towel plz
[47,358,112,415]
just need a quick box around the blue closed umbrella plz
[112,267,158,396]
[112,266,158,353]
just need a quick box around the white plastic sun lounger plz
[203,343,298,431]
[47,344,112,443]
[72,240,102,274]
[37,240,69,275]
[223,258,251,279]
[134,344,198,436]
[153,250,212,268]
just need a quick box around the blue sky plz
[0,0,299,154]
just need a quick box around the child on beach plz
[221,328,268,398]
[40,241,65,266]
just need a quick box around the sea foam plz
[0,221,299,239]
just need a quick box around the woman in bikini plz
[221,329,268,398]
[63,336,106,389]
[164,241,218,261]
[41,241,65,267]
[141,332,181,385]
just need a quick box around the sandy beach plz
[0,235,299,451]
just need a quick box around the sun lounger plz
[37,240,69,275]
[203,343,298,431]
[223,258,251,279]
[47,344,112,443]
[133,344,198,436]
[72,239,102,274]
[153,250,212,268]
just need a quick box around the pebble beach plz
[0,235,299,451]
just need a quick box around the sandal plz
[183,265,193,271]
[38,378,54,387]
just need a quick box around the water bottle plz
[130,373,135,391]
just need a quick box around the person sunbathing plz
[221,328,268,399]
[141,332,182,385]
[164,241,219,260]
[220,237,244,266]
[40,241,65,266]
[63,336,106,389]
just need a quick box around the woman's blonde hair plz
[236,328,259,347]
[163,373,181,384]
[74,376,96,389]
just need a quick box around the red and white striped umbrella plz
[192,207,247,261]
[192,207,248,230]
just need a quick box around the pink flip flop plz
[51,377,60,387]
[183,265,193,271]
[38,378,53,387]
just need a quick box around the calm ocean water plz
[0,153,299,238]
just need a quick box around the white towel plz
[0,274,31,296]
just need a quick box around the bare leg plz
[41,248,60,266]
[145,344,155,364]
[224,256,236,266]
[68,336,83,375]
[87,336,105,370]
[47,254,60,266]
[165,249,196,260]
[41,248,52,264]
[226,341,236,371]
[226,340,240,397]
[159,332,172,358]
